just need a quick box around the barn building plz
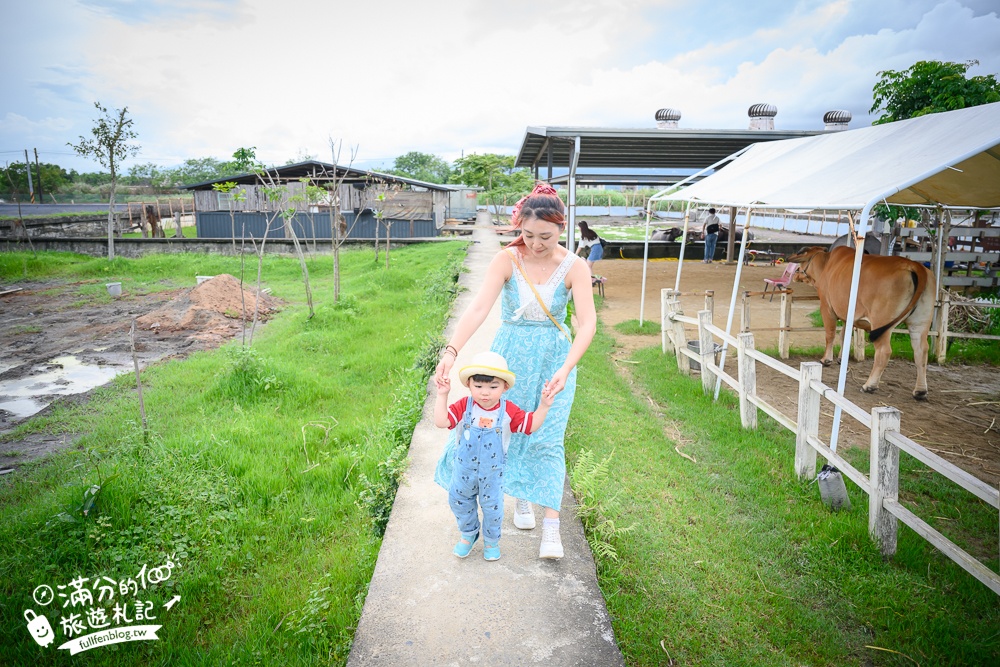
[182,161,462,241]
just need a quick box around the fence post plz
[673,300,690,375]
[852,326,866,361]
[173,212,182,238]
[698,310,713,394]
[936,291,950,364]
[705,290,714,319]
[662,289,673,354]
[795,362,822,480]
[778,291,792,359]
[741,290,751,333]
[738,332,757,429]
[869,406,901,558]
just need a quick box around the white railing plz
[661,288,1000,596]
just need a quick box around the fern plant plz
[570,449,634,563]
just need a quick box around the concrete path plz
[348,228,625,666]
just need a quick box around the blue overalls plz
[448,397,507,544]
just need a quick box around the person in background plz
[576,221,604,273]
[702,208,721,263]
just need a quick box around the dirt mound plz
[136,274,279,343]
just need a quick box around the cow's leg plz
[833,323,845,354]
[908,328,929,400]
[906,294,934,400]
[820,302,837,366]
[863,329,893,393]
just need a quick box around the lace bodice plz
[503,249,577,324]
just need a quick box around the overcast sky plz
[2,0,999,174]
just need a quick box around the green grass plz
[591,224,671,241]
[1,249,268,299]
[567,329,999,666]
[0,212,111,221]
[0,243,466,665]
[613,319,660,336]
[122,226,198,239]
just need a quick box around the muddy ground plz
[595,256,1000,488]
[0,275,275,471]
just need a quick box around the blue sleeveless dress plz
[435,249,579,511]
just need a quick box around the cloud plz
[77,0,245,25]
[3,0,997,173]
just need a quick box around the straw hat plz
[458,351,515,388]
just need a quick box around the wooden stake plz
[129,319,148,439]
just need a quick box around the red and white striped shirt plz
[445,397,534,453]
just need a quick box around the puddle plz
[0,397,49,420]
[0,355,126,422]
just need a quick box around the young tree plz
[870,59,1000,124]
[289,178,327,252]
[252,165,315,320]
[68,102,140,260]
[326,137,364,302]
[364,178,401,268]
[211,180,245,251]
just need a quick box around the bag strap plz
[505,248,572,342]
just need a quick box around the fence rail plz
[736,288,997,365]
[660,288,1000,596]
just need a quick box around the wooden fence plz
[124,198,192,224]
[661,288,1000,596]
[935,295,1000,362]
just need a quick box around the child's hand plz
[436,377,451,395]
[540,381,556,406]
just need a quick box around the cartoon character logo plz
[24,609,55,647]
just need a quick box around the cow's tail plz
[869,266,929,342]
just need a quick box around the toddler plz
[434,351,552,561]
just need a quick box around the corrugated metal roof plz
[181,160,454,191]
[516,126,824,170]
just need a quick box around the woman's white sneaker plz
[513,499,535,529]
[539,520,563,559]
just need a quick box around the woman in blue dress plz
[435,183,597,559]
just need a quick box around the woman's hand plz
[435,354,456,385]
[545,367,571,398]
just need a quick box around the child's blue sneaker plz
[483,542,501,561]
[453,532,478,558]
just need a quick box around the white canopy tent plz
[640,101,1000,450]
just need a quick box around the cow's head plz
[787,246,827,284]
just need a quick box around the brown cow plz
[788,245,935,400]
